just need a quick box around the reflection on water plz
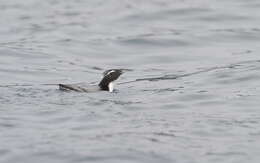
[1,0,260,163]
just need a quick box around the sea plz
[0,0,260,163]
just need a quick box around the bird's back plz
[59,83,100,92]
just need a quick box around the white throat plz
[108,82,114,92]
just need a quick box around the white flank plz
[108,82,114,92]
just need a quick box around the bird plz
[59,69,123,93]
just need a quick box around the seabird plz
[59,69,123,93]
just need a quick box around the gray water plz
[1,0,260,163]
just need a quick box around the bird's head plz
[98,69,123,92]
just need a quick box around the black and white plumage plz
[59,69,123,93]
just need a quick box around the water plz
[1,0,260,162]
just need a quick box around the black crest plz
[98,69,123,90]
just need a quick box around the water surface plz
[1,0,260,163]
